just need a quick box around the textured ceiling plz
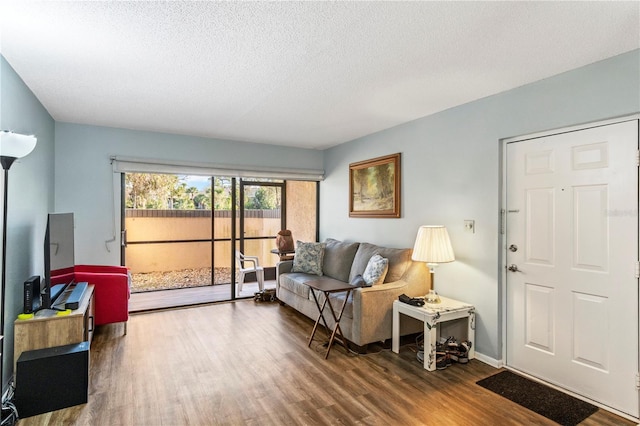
[0,1,638,150]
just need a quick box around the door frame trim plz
[502,114,640,145]
[499,113,640,366]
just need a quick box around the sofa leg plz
[123,321,127,336]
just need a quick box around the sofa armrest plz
[350,261,430,345]
[276,260,294,278]
[354,260,429,304]
[353,279,419,316]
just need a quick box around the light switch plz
[464,220,475,233]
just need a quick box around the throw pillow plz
[322,238,360,282]
[362,254,389,286]
[292,241,326,276]
[350,274,366,287]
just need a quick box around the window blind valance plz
[111,156,324,181]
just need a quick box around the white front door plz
[505,119,639,417]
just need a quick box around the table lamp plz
[411,225,455,303]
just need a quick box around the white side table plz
[392,296,475,371]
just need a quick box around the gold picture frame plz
[349,153,401,218]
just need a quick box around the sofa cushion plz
[362,254,389,286]
[349,242,412,283]
[292,241,326,276]
[322,238,360,282]
[279,273,320,299]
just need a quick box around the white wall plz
[54,124,324,265]
[0,56,55,391]
[321,49,640,361]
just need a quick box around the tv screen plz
[42,213,75,309]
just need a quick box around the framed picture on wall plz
[349,153,401,218]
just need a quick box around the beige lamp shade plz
[411,225,455,264]
[0,131,37,159]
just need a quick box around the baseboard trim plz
[474,351,503,369]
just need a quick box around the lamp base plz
[425,289,441,304]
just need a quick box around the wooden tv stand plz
[13,284,95,374]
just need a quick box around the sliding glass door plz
[122,173,318,308]
[123,173,213,294]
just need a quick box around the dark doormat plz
[476,370,598,426]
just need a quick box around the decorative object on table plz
[411,225,455,303]
[424,289,441,304]
[276,229,294,252]
[349,153,401,218]
[0,130,37,410]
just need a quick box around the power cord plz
[1,383,18,426]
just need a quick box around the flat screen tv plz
[42,213,75,310]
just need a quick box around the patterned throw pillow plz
[292,241,326,276]
[362,254,389,286]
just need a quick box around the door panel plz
[525,283,554,353]
[506,120,639,417]
[526,188,555,265]
[573,292,608,370]
[573,185,608,270]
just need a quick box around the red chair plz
[51,265,130,335]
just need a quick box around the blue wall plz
[54,123,324,265]
[0,56,55,392]
[321,49,640,362]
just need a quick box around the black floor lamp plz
[0,131,37,406]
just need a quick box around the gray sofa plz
[276,238,430,349]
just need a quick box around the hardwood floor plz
[17,300,634,425]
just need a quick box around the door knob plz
[509,244,518,252]
[507,264,520,272]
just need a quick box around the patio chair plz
[235,250,264,293]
